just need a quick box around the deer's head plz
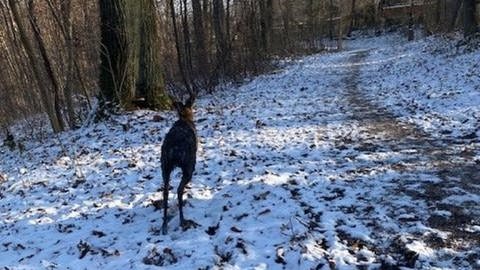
[173,95,195,123]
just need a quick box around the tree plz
[213,0,228,77]
[60,0,76,127]
[449,0,463,32]
[281,0,293,51]
[138,0,169,109]
[464,0,477,37]
[408,0,414,41]
[348,0,357,36]
[7,0,64,132]
[259,0,273,53]
[329,0,334,41]
[98,0,168,110]
[434,0,441,31]
[27,0,66,131]
[169,0,194,93]
[98,0,132,108]
[191,0,208,84]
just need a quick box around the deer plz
[161,93,199,234]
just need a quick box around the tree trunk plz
[45,0,91,115]
[259,1,267,53]
[329,0,334,41]
[213,0,228,76]
[408,0,414,41]
[0,3,38,113]
[225,0,232,51]
[138,0,169,109]
[192,0,208,82]
[305,0,314,47]
[169,0,193,94]
[265,0,273,49]
[348,0,357,36]
[61,0,76,127]
[449,0,463,32]
[27,0,66,131]
[181,0,194,78]
[282,0,293,51]
[45,0,75,127]
[7,0,64,132]
[434,0,441,31]
[98,0,134,108]
[464,0,477,37]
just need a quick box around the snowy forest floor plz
[1,33,479,270]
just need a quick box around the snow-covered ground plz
[358,33,480,139]
[0,33,479,269]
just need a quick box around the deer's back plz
[161,120,197,169]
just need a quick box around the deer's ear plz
[173,102,183,112]
[185,95,195,108]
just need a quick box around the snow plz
[358,33,480,139]
[1,32,479,269]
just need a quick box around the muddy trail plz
[342,50,480,265]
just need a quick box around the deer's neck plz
[179,116,195,129]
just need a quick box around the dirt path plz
[343,50,480,264]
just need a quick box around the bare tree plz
[138,0,169,109]
[213,0,228,77]
[408,0,414,41]
[259,0,273,53]
[191,0,209,84]
[99,0,168,110]
[98,0,131,108]
[449,1,463,32]
[7,0,64,132]
[348,0,357,36]
[27,0,66,131]
[169,0,195,94]
[60,0,76,127]
[464,0,478,37]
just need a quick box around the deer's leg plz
[177,170,191,227]
[178,167,199,230]
[162,167,171,235]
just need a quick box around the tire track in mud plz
[342,49,480,267]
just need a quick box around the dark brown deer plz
[161,94,198,234]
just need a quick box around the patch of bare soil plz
[344,50,480,265]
